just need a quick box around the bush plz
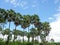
[0,38,5,45]
[0,41,5,45]
[26,42,33,45]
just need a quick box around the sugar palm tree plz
[0,8,6,29]
[34,22,42,35]
[23,15,31,42]
[30,14,40,43]
[31,14,40,25]
[7,9,16,29]
[21,15,29,42]
[5,9,16,45]
[0,8,8,43]
[13,13,22,42]
[34,21,51,45]
[40,22,51,45]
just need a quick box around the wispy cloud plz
[5,0,28,9]
[10,0,17,4]
[20,1,28,9]
[54,0,60,4]
[5,0,19,7]
[5,0,40,10]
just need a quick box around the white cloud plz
[54,13,60,20]
[0,34,3,38]
[49,13,60,42]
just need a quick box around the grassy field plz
[0,41,60,45]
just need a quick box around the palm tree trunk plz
[13,25,16,42]
[40,34,46,45]
[28,27,30,42]
[6,35,10,45]
[9,22,10,30]
[28,37,30,42]
[32,37,34,45]
[23,29,24,43]
[13,25,17,45]
[6,22,10,45]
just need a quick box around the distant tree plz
[12,29,22,42]
[2,28,12,45]
[34,21,51,45]
[50,38,54,43]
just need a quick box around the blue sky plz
[0,0,60,42]
[0,0,60,22]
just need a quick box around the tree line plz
[0,8,51,45]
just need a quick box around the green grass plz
[0,40,60,45]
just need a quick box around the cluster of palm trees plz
[0,8,51,45]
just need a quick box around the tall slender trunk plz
[13,25,17,45]
[9,22,10,30]
[6,22,10,45]
[32,36,34,45]
[6,35,10,45]
[40,34,46,45]
[31,24,34,45]
[23,29,24,43]
[13,25,16,42]
[28,27,30,42]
